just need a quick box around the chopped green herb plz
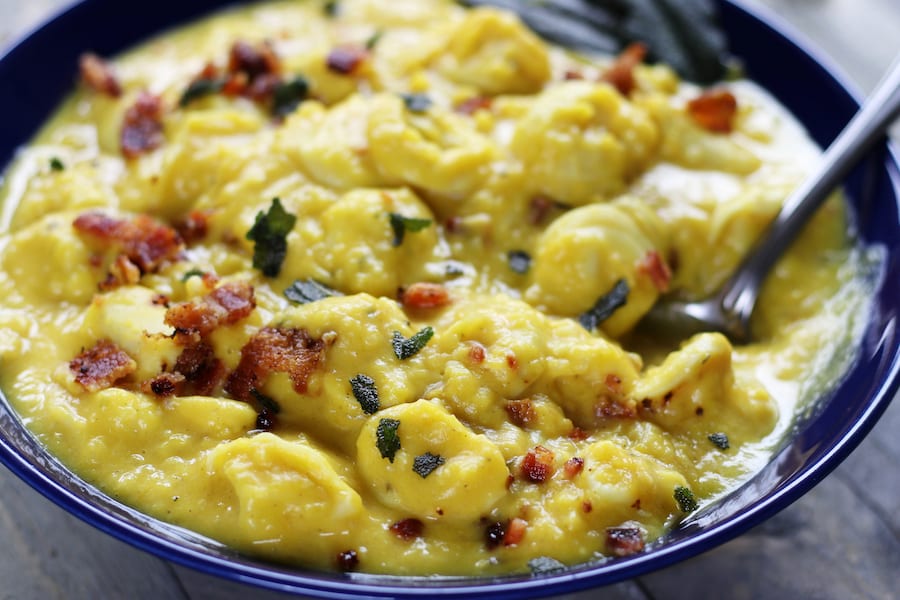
[365,30,383,50]
[392,327,434,360]
[578,279,629,331]
[674,485,698,513]
[400,93,433,113]
[250,388,281,414]
[284,278,340,304]
[376,418,401,462]
[527,556,567,575]
[272,75,310,118]
[246,197,297,277]
[49,157,65,171]
[179,77,223,107]
[412,452,445,478]
[388,212,432,247]
[350,374,380,415]
[507,250,531,275]
[181,268,206,282]
[708,432,730,450]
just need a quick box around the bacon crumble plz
[70,340,136,392]
[455,96,492,115]
[79,53,122,97]
[74,212,184,274]
[506,398,536,427]
[165,281,256,339]
[687,89,738,133]
[121,92,165,159]
[521,445,555,483]
[563,457,585,478]
[503,517,527,546]
[141,372,186,398]
[389,518,424,540]
[173,342,226,396]
[400,282,451,310]
[225,326,325,402]
[606,527,645,557]
[602,42,647,97]
[326,45,369,75]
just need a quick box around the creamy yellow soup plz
[0,0,877,576]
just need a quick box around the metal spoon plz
[641,54,900,344]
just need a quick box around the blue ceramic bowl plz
[1,1,898,597]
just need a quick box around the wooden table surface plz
[1,1,898,598]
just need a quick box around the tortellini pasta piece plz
[434,7,551,95]
[207,433,364,563]
[356,400,509,521]
[526,197,669,337]
[367,94,497,209]
[258,294,436,452]
[1,211,102,305]
[510,81,659,205]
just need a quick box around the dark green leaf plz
[412,452,445,478]
[49,157,65,171]
[376,418,401,462]
[507,250,532,275]
[323,0,339,16]
[272,76,310,118]
[708,432,730,450]
[251,388,281,414]
[246,197,297,277]
[179,77,224,107]
[400,93,433,113]
[457,0,728,84]
[365,30,384,50]
[674,485,698,513]
[528,556,567,575]
[180,268,206,282]
[284,278,340,304]
[392,327,434,360]
[578,279,629,331]
[350,374,380,414]
[388,212,432,247]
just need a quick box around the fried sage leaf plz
[578,279,629,331]
[392,327,434,360]
[246,197,296,277]
[284,278,340,304]
[350,374,380,414]
[412,452,445,478]
[376,418,401,462]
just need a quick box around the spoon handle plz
[720,53,900,322]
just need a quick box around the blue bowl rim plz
[0,0,898,598]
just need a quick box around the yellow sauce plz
[0,0,876,575]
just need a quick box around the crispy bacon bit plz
[582,501,593,513]
[564,457,585,478]
[601,42,647,97]
[226,326,325,401]
[568,427,589,441]
[528,195,559,226]
[326,45,369,75]
[245,72,282,102]
[504,518,527,546]
[98,255,141,291]
[165,281,256,339]
[521,445,555,483]
[687,89,738,133]
[79,53,122,97]
[637,250,672,292]
[151,294,169,307]
[70,340,136,392]
[229,40,280,80]
[606,527,645,557]
[401,282,451,310]
[444,216,464,234]
[389,518,424,540]
[455,96,492,115]
[506,354,518,370]
[121,92,165,159]
[605,373,623,395]
[563,69,584,81]
[174,342,226,396]
[485,521,506,549]
[141,372,185,397]
[596,398,637,419]
[336,549,359,571]
[468,342,486,364]
[175,210,210,245]
[506,398,536,427]
[631,499,642,510]
[222,72,249,96]
[74,213,184,274]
